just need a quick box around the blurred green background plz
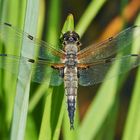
[0,0,140,140]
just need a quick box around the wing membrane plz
[0,54,63,86]
[0,22,65,62]
[78,26,140,63]
[32,59,64,86]
[78,54,140,86]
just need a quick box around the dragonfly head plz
[61,31,81,47]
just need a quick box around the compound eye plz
[64,36,69,41]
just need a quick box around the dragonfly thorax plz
[65,44,78,54]
[64,43,78,67]
[64,44,78,67]
[65,53,77,67]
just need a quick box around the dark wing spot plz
[28,59,35,63]
[38,57,48,61]
[28,35,34,40]
[131,54,139,57]
[0,54,7,56]
[4,22,12,27]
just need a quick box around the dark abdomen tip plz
[67,98,76,130]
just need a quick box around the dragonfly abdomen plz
[64,67,78,129]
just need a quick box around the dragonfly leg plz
[77,70,80,78]
[59,68,64,78]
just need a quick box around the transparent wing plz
[0,54,63,86]
[78,54,140,86]
[32,59,64,86]
[78,26,140,63]
[0,22,65,62]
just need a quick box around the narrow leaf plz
[10,0,39,140]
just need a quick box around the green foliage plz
[122,15,140,140]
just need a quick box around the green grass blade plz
[38,88,53,140]
[38,86,65,140]
[25,115,38,140]
[0,0,26,139]
[122,15,140,140]
[29,0,61,112]
[75,0,107,36]
[61,13,74,33]
[10,0,39,140]
[2,0,26,131]
[122,68,140,140]
[28,0,60,112]
[78,64,121,140]
[38,0,61,139]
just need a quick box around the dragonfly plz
[0,22,140,129]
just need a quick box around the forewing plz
[78,26,140,63]
[78,54,140,86]
[0,54,63,86]
[0,22,65,62]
